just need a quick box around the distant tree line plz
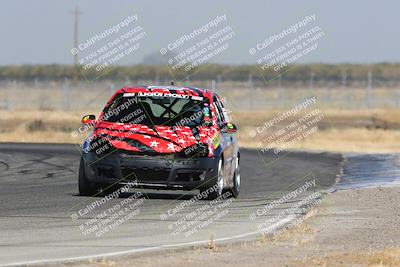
[0,64,399,84]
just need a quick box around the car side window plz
[213,96,226,127]
[217,98,229,122]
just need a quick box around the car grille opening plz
[175,171,204,182]
[121,167,170,181]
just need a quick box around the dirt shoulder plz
[51,185,400,267]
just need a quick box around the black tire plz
[200,158,224,200]
[78,157,101,196]
[227,156,240,198]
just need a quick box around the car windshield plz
[101,93,211,127]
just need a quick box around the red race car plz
[79,85,240,199]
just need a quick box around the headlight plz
[89,136,113,158]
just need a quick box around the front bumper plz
[83,152,218,190]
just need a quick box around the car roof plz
[117,85,213,98]
[112,85,217,101]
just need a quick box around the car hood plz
[93,121,218,154]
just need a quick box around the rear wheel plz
[79,157,101,196]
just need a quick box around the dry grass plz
[235,108,400,153]
[238,128,400,153]
[0,110,91,143]
[1,109,400,153]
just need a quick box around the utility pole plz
[366,70,372,108]
[248,73,253,89]
[342,70,347,88]
[278,74,282,89]
[277,74,284,108]
[343,69,351,108]
[70,6,82,66]
[310,72,315,90]
[63,78,70,110]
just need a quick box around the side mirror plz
[81,114,96,125]
[222,122,238,133]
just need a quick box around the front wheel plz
[200,158,224,200]
[228,156,240,198]
[78,157,101,196]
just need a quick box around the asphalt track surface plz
[0,143,342,266]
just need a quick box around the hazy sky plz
[0,0,398,65]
